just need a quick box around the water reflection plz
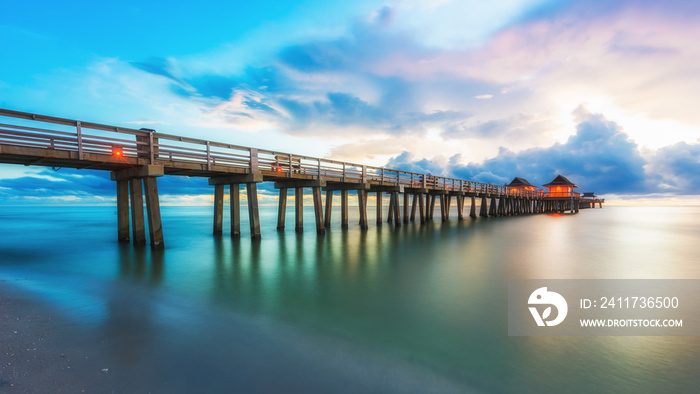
[117,243,164,286]
[3,206,700,393]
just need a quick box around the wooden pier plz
[0,108,602,248]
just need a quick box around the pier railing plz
[542,191,580,198]
[0,108,546,197]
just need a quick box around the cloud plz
[646,141,700,194]
[6,0,700,192]
[388,107,664,194]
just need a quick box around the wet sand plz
[1,278,472,393]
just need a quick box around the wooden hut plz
[507,177,538,194]
[542,175,579,198]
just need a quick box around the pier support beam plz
[312,186,325,234]
[112,165,165,249]
[358,190,369,229]
[489,196,497,217]
[246,183,261,239]
[439,195,447,222]
[429,194,436,221]
[117,180,130,243]
[277,188,287,230]
[341,190,349,229]
[295,188,304,233]
[231,185,241,237]
[387,192,395,224]
[470,196,477,218]
[403,192,409,223]
[418,193,426,223]
[457,195,464,220]
[324,190,333,228]
[410,194,418,221]
[129,178,146,245]
[213,184,224,236]
[143,177,164,249]
[376,191,383,225]
[393,191,401,226]
[479,196,488,217]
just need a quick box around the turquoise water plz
[1,205,699,392]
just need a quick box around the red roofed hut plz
[542,175,579,198]
[507,177,538,194]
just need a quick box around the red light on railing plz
[276,167,283,173]
[112,146,124,157]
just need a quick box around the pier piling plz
[231,185,241,238]
[128,178,146,245]
[213,184,224,236]
[277,188,287,230]
[117,180,130,243]
[341,190,349,229]
[143,177,164,249]
[295,188,304,233]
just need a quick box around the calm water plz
[1,205,700,393]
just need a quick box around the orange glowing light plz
[276,167,283,173]
[112,146,124,157]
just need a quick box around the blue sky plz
[1,0,699,205]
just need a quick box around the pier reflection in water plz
[1,205,700,393]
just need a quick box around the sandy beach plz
[1,277,470,393]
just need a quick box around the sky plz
[1,0,699,205]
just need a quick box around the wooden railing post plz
[76,121,83,160]
[250,148,259,173]
[149,131,155,164]
[206,141,211,170]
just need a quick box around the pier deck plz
[0,108,598,248]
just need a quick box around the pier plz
[0,108,602,248]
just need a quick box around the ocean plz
[1,205,699,393]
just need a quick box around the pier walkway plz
[0,108,595,248]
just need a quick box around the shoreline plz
[1,276,473,393]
